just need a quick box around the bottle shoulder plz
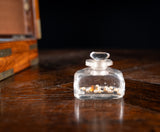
[74,67,123,76]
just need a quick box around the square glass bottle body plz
[74,67,125,99]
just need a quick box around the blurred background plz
[38,0,160,49]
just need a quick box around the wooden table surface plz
[0,49,160,132]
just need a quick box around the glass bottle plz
[74,51,125,99]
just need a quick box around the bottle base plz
[74,94,123,100]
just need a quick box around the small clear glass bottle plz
[74,51,125,99]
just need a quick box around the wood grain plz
[0,39,38,80]
[0,56,14,72]
[0,49,159,132]
[13,52,30,73]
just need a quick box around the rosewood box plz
[0,0,41,81]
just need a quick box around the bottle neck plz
[90,65,108,71]
[85,58,113,70]
[89,66,109,75]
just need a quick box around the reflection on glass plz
[74,99,124,124]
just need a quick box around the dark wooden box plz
[0,0,41,81]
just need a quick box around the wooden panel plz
[0,0,41,38]
[13,52,30,73]
[0,39,37,52]
[0,43,10,50]
[11,39,37,53]
[29,49,38,60]
[32,0,41,38]
[0,39,38,81]
[0,0,26,35]
[0,56,14,72]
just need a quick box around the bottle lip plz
[85,59,113,69]
[90,51,110,60]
